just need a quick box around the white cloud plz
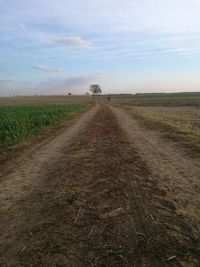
[6,0,200,34]
[33,65,64,72]
[35,72,103,94]
[96,71,104,74]
[2,0,200,95]
[54,36,92,48]
[39,74,98,88]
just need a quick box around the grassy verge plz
[0,103,87,149]
[126,107,200,155]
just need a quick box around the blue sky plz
[1,0,200,95]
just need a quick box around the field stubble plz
[121,105,200,155]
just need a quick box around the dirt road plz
[0,105,200,266]
[111,106,200,220]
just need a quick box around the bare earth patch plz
[0,105,199,266]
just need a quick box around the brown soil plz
[0,105,200,266]
[111,106,200,219]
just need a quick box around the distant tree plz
[68,92,72,95]
[90,84,102,96]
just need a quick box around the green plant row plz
[0,103,86,148]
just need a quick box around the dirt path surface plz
[0,105,200,266]
[111,106,200,220]
[0,104,99,210]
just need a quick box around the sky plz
[1,0,200,95]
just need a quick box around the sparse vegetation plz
[125,106,200,154]
[109,92,200,106]
[110,92,200,154]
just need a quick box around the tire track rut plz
[0,105,199,266]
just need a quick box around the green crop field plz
[0,103,86,148]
